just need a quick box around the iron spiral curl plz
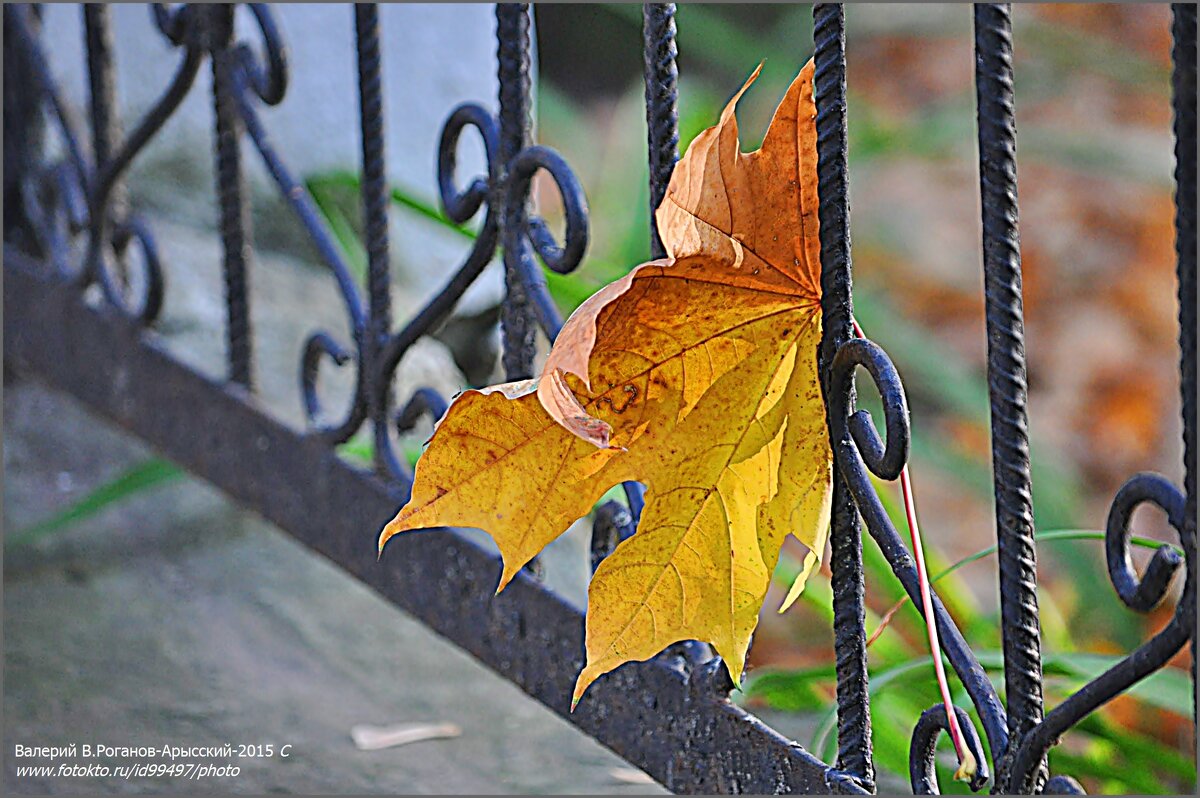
[87,16,201,324]
[7,2,192,324]
[371,6,588,484]
[371,103,501,483]
[909,705,990,794]
[234,4,287,107]
[828,336,1008,782]
[208,4,369,443]
[1006,473,1191,793]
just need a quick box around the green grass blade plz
[305,177,369,278]
[929,529,1184,587]
[306,170,479,241]
[9,458,184,548]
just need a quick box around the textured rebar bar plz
[496,3,537,381]
[210,5,253,389]
[634,1,710,671]
[812,4,873,788]
[973,5,1044,785]
[83,5,117,174]
[355,4,392,474]
[1171,1,1197,724]
[84,5,130,292]
[642,3,678,260]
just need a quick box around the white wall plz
[36,3,528,312]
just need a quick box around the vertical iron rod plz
[84,5,130,290]
[1170,1,1197,723]
[642,3,678,260]
[812,3,873,788]
[496,3,537,381]
[211,4,253,389]
[626,2,678,529]
[633,2,712,670]
[83,5,116,177]
[355,4,392,475]
[973,4,1044,784]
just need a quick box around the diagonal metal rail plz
[3,254,854,795]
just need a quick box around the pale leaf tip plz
[495,564,519,596]
[778,550,820,613]
[572,667,599,710]
[953,750,978,783]
[777,577,807,614]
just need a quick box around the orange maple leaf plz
[380,60,832,705]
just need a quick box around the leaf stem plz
[901,463,976,779]
[851,317,975,780]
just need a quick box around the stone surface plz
[3,182,655,793]
[3,379,661,796]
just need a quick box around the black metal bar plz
[496,3,537,381]
[9,4,89,191]
[812,4,873,789]
[1170,1,1197,725]
[1008,607,1190,793]
[828,338,1009,762]
[3,255,849,796]
[230,89,365,333]
[210,4,253,388]
[84,4,136,302]
[642,2,678,260]
[83,5,117,174]
[354,4,393,476]
[9,4,1196,794]
[3,5,46,251]
[83,15,201,322]
[972,5,1044,785]
[636,0,710,673]
[909,705,989,794]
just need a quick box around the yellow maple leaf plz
[380,59,832,706]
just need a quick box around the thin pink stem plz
[852,317,975,779]
[901,465,974,777]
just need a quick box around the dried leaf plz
[381,59,832,705]
[351,722,462,751]
[609,767,658,785]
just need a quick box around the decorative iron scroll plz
[3,3,1194,794]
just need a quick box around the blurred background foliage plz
[15,3,1191,793]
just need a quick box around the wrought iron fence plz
[3,3,1195,794]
